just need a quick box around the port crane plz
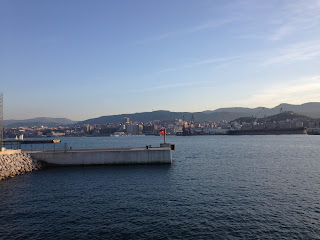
[182,115,194,136]
[252,107,265,128]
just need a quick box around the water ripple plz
[1,135,320,239]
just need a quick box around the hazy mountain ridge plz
[3,117,77,128]
[209,107,265,114]
[234,111,313,124]
[4,103,319,127]
[77,102,320,125]
[76,111,248,125]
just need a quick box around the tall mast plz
[0,93,3,150]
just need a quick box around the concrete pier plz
[29,147,173,165]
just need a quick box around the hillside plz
[76,102,319,125]
[213,102,320,118]
[4,102,319,127]
[233,112,312,124]
[76,110,249,125]
[3,117,77,128]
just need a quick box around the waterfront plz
[1,135,320,239]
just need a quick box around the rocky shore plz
[0,152,44,180]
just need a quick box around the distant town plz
[3,111,320,138]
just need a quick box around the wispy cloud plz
[236,75,320,107]
[153,38,320,73]
[156,56,241,74]
[239,0,320,41]
[262,40,320,66]
[134,18,234,45]
[269,25,295,41]
[269,6,320,41]
[128,80,212,93]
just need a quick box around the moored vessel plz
[227,127,307,135]
[306,128,320,135]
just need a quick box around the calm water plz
[1,135,320,239]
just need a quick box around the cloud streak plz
[239,0,320,41]
[262,40,320,66]
[236,75,320,107]
[128,80,213,93]
[156,56,241,74]
[134,18,234,45]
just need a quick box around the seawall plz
[0,151,43,180]
[0,146,173,180]
[29,147,172,165]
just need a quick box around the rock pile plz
[0,153,43,180]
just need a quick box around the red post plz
[164,128,166,144]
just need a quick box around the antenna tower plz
[0,93,3,150]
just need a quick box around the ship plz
[227,127,307,135]
[306,128,320,135]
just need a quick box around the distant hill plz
[76,110,248,125]
[212,102,320,118]
[268,103,320,118]
[263,112,312,122]
[77,102,320,125]
[233,112,313,124]
[3,117,77,128]
[4,102,319,127]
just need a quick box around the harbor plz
[0,132,174,180]
[0,144,174,180]
[2,134,320,240]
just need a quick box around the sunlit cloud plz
[236,75,320,107]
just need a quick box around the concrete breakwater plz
[0,145,174,180]
[30,147,173,166]
[0,151,43,180]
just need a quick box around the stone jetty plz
[0,151,43,180]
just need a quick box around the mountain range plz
[77,102,320,125]
[3,117,76,128]
[3,102,320,127]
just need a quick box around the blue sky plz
[1,0,320,120]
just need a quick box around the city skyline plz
[1,0,320,121]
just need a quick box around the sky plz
[1,0,320,121]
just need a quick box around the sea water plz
[1,135,320,239]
